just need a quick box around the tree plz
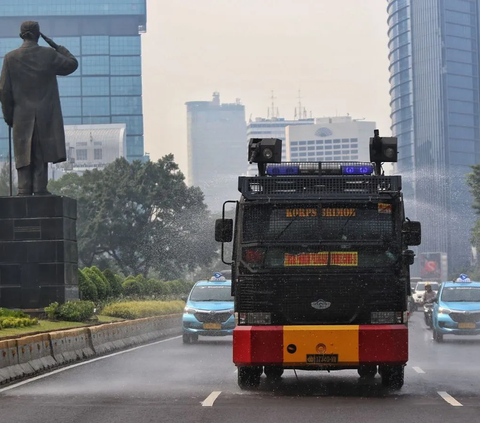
[50,156,218,278]
[467,165,480,248]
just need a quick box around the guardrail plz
[0,314,181,385]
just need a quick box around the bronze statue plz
[0,21,78,195]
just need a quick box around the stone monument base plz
[0,195,78,309]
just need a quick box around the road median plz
[0,314,182,385]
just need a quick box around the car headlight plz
[184,306,200,314]
[438,307,452,315]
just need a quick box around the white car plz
[412,281,439,305]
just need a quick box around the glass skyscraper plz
[0,0,146,162]
[387,0,479,271]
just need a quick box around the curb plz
[0,314,182,385]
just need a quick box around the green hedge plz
[45,301,95,322]
[0,308,38,329]
[102,300,184,319]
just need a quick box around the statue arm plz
[0,57,13,126]
[53,46,79,76]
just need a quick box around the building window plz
[334,145,341,150]
[299,147,307,151]
[316,140,323,144]
[110,36,141,56]
[334,156,341,160]
[291,147,298,152]
[111,96,143,115]
[350,138,358,143]
[307,140,315,145]
[351,150,358,154]
[110,76,142,95]
[82,97,110,116]
[82,36,109,55]
[342,139,349,143]
[83,77,110,96]
[325,145,332,150]
[82,56,110,75]
[325,139,332,144]
[94,149,103,160]
[333,139,341,143]
[291,141,298,146]
[299,141,307,145]
[76,149,87,161]
[110,56,141,76]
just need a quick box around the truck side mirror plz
[215,219,233,242]
[403,220,421,246]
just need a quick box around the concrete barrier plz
[16,333,56,376]
[0,339,23,385]
[50,328,94,364]
[0,313,182,384]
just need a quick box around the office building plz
[285,116,376,162]
[246,117,314,175]
[0,0,147,163]
[186,92,246,212]
[387,0,479,269]
[50,123,127,180]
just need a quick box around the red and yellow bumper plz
[233,325,408,367]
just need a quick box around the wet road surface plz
[1,312,480,423]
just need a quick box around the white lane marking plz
[201,391,221,407]
[0,336,181,394]
[412,366,425,374]
[438,391,463,407]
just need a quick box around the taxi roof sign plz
[210,272,226,281]
[456,274,471,283]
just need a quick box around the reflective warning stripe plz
[233,325,408,366]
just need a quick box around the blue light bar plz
[342,165,374,175]
[266,165,300,175]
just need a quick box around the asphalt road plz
[1,312,480,423]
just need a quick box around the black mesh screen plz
[236,274,405,325]
[242,203,393,243]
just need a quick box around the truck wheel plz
[238,366,262,389]
[380,365,404,390]
[433,330,443,343]
[264,366,284,380]
[358,365,377,378]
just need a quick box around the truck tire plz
[238,366,262,389]
[357,365,377,378]
[264,366,284,380]
[380,365,404,390]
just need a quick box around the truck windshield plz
[241,202,398,269]
[243,203,394,243]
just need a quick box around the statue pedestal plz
[0,196,78,309]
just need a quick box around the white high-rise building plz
[285,116,376,163]
[49,123,127,180]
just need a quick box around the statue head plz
[20,21,40,42]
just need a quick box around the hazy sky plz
[142,0,391,178]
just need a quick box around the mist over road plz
[1,313,480,423]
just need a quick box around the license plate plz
[458,322,476,329]
[203,323,221,330]
[306,354,338,364]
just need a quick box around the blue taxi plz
[432,275,480,342]
[182,273,235,343]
